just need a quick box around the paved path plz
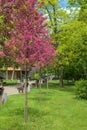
[4,86,19,96]
[3,81,36,96]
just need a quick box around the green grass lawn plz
[0,80,87,130]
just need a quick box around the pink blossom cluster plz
[0,50,4,56]
[5,0,55,67]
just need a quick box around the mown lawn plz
[0,80,87,130]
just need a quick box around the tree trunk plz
[47,78,48,93]
[20,68,23,82]
[11,65,15,80]
[39,78,42,102]
[39,68,42,102]
[24,63,28,123]
[46,77,49,94]
[6,69,8,80]
[59,68,64,87]
[36,79,39,88]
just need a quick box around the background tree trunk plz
[46,77,48,94]
[11,65,15,80]
[20,68,23,82]
[59,68,64,87]
[6,69,8,80]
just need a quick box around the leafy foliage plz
[4,0,55,67]
[3,79,18,85]
[75,80,87,99]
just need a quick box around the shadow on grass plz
[29,96,51,101]
[7,106,49,118]
[47,82,75,93]
[28,90,54,101]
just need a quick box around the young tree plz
[5,0,55,122]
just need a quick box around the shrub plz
[3,80,18,86]
[75,80,87,99]
[34,73,39,80]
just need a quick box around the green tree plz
[55,0,86,81]
[38,0,71,87]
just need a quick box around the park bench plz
[17,83,24,93]
[17,82,31,93]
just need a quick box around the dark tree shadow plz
[7,107,49,118]
[29,96,51,101]
[47,82,75,93]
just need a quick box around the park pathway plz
[4,86,19,96]
[3,80,36,96]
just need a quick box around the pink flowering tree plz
[4,0,55,122]
[0,50,4,56]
